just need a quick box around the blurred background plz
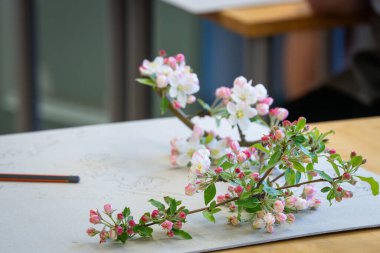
[0,0,379,135]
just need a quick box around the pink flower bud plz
[178,211,186,220]
[261,135,270,143]
[234,168,241,173]
[173,100,181,109]
[217,194,225,203]
[350,151,357,158]
[251,172,260,182]
[263,213,275,226]
[156,74,168,88]
[308,197,321,208]
[151,209,160,219]
[276,108,289,121]
[185,183,196,196]
[308,171,318,177]
[303,184,316,199]
[159,49,167,57]
[89,215,100,224]
[256,103,269,116]
[173,221,182,230]
[285,196,297,208]
[234,185,243,195]
[266,225,274,233]
[261,97,273,106]
[214,167,223,174]
[295,197,308,210]
[242,149,252,159]
[237,172,245,179]
[140,214,150,223]
[175,53,185,63]
[117,213,124,220]
[127,228,134,235]
[226,153,236,162]
[167,57,177,69]
[228,185,234,192]
[342,172,351,180]
[225,193,231,199]
[229,203,236,211]
[329,149,336,154]
[104,204,112,214]
[274,130,285,140]
[90,209,98,216]
[109,229,118,240]
[86,227,97,237]
[336,186,343,192]
[236,152,247,163]
[287,213,295,223]
[166,231,174,237]
[215,87,232,99]
[276,213,287,223]
[344,191,353,198]
[228,215,240,226]
[187,95,196,104]
[229,140,240,154]
[128,220,136,227]
[282,120,291,127]
[161,220,173,231]
[116,226,123,235]
[273,200,284,213]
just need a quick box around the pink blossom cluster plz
[139,51,199,109]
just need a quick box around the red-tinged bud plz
[235,168,241,174]
[225,193,231,199]
[159,49,167,56]
[127,228,134,235]
[336,186,343,192]
[362,159,367,164]
[117,213,124,220]
[329,149,336,154]
[128,220,136,227]
[237,172,245,179]
[173,221,183,230]
[282,120,291,127]
[86,227,98,237]
[350,151,357,158]
[140,214,150,223]
[344,191,353,198]
[335,196,342,202]
[242,149,252,159]
[261,135,270,142]
[234,185,244,195]
[342,172,351,180]
[167,231,174,238]
[229,203,236,211]
[214,167,223,174]
[151,210,160,219]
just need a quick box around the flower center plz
[236,110,245,119]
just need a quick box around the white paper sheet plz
[0,117,379,253]
[160,0,301,14]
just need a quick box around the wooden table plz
[201,1,370,94]
[220,116,380,253]
[204,1,369,37]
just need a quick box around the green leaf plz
[315,170,333,182]
[204,183,216,206]
[245,205,262,213]
[169,199,177,215]
[292,161,306,173]
[268,150,282,167]
[117,232,128,243]
[235,197,260,208]
[351,156,363,168]
[239,191,251,200]
[122,207,131,217]
[160,96,169,115]
[296,143,314,158]
[136,78,156,86]
[321,186,331,193]
[252,143,269,154]
[293,135,307,144]
[133,225,153,237]
[285,168,295,185]
[220,161,234,170]
[173,229,192,239]
[197,98,211,111]
[202,210,215,223]
[356,176,379,196]
[328,160,340,176]
[148,199,165,211]
[209,200,216,210]
[204,134,214,145]
[211,208,222,214]
[263,181,282,196]
[295,171,302,184]
[327,189,335,204]
[296,117,306,131]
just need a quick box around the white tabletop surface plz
[1,117,380,253]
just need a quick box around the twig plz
[270,172,285,184]
[276,176,341,190]
[256,167,275,188]
[237,125,246,142]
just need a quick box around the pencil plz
[0,173,80,183]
